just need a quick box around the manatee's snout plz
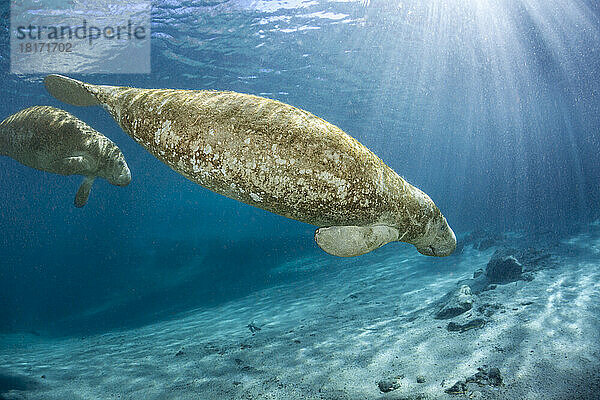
[101,145,131,187]
[110,163,131,186]
[115,165,131,186]
[415,219,457,257]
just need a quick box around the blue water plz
[1,0,599,345]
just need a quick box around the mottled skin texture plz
[44,75,456,256]
[0,106,131,206]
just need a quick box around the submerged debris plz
[247,322,261,333]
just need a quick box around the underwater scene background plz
[1,0,600,399]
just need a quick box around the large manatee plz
[44,74,455,256]
[0,105,131,207]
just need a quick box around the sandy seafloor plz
[2,225,600,400]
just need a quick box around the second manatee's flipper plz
[74,176,95,208]
[314,225,399,257]
[44,74,100,106]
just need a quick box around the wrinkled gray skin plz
[44,74,455,256]
[0,106,131,207]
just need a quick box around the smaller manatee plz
[0,106,131,207]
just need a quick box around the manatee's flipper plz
[74,176,95,208]
[44,74,100,106]
[314,225,399,257]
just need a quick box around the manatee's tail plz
[74,176,95,208]
[44,75,101,106]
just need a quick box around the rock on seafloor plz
[466,366,503,387]
[447,318,486,333]
[445,366,503,396]
[444,365,502,395]
[486,254,522,284]
[434,285,474,319]
[377,376,402,393]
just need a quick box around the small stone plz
[488,367,502,386]
[416,375,426,383]
[378,378,401,393]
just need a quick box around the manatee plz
[0,106,131,207]
[44,74,456,256]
